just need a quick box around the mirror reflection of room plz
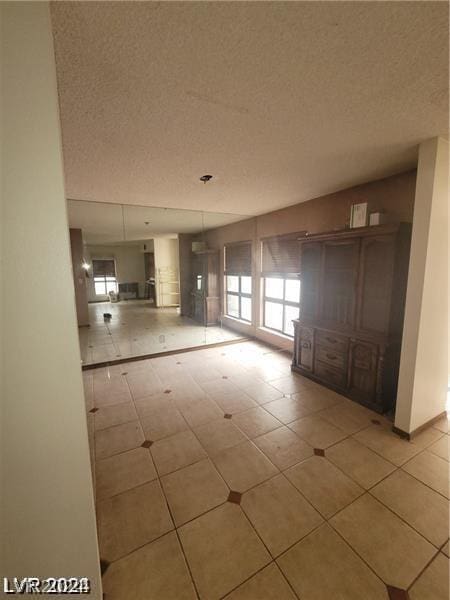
[67,201,247,365]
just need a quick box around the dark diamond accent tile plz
[224,414,233,420]
[176,361,182,365]
[222,375,228,379]
[386,585,410,600]
[89,408,99,414]
[227,491,242,505]
[121,372,128,376]
[164,389,172,394]
[116,354,121,357]
[141,440,154,448]
[371,419,381,425]
[314,448,325,456]
[100,559,110,576]
[88,345,93,348]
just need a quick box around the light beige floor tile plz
[441,540,449,556]
[353,424,423,466]
[194,418,247,456]
[241,381,284,405]
[224,563,296,600]
[292,388,343,414]
[242,474,323,557]
[409,553,449,600]
[433,415,449,434]
[94,402,138,431]
[212,441,278,492]
[264,396,313,424]
[371,470,449,547]
[277,524,388,600]
[410,426,446,449]
[317,402,378,434]
[200,378,240,398]
[178,397,224,428]
[95,421,144,459]
[254,426,314,470]
[102,531,197,600]
[178,503,271,600]
[161,458,229,526]
[428,435,449,461]
[289,415,348,449]
[326,438,396,489]
[140,406,188,441]
[331,494,436,589]
[245,365,284,382]
[402,450,449,498]
[126,369,163,399]
[233,407,282,438]
[285,456,363,518]
[134,392,175,419]
[97,480,173,561]
[94,375,132,407]
[96,447,157,500]
[213,390,258,415]
[269,375,311,395]
[151,429,207,476]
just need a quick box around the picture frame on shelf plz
[350,202,368,228]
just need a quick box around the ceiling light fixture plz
[200,174,213,184]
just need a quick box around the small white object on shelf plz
[369,212,387,226]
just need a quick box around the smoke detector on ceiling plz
[200,174,213,184]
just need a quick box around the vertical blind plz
[224,242,252,275]
[261,234,302,276]
[92,259,116,277]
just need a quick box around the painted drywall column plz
[70,229,90,326]
[154,238,180,306]
[1,3,102,595]
[395,137,449,434]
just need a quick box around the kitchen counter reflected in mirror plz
[67,200,249,366]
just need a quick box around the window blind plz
[92,259,116,277]
[224,242,252,275]
[261,234,301,276]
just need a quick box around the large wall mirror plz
[67,200,249,366]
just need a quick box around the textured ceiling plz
[67,200,246,244]
[52,1,448,216]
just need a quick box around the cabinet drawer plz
[316,330,348,353]
[316,345,347,370]
[315,360,347,389]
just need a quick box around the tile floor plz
[82,340,449,600]
[79,300,243,365]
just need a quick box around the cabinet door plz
[321,239,359,327]
[348,341,378,403]
[300,242,322,320]
[357,235,395,334]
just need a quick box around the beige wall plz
[203,170,416,350]
[86,243,146,301]
[1,3,101,594]
[70,228,90,326]
[395,138,449,434]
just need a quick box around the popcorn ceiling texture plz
[51,1,448,215]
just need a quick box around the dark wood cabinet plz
[292,223,411,413]
[191,250,220,326]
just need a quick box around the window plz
[224,242,252,322]
[260,233,302,337]
[263,277,300,337]
[92,259,118,296]
[226,275,252,322]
